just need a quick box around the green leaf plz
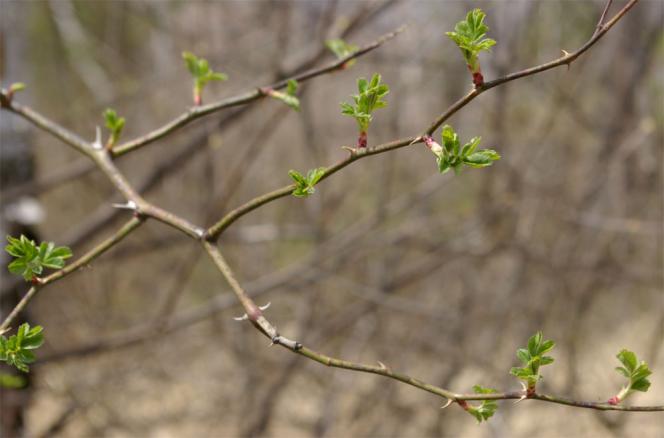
[326,39,358,66]
[182,51,228,104]
[5,235,72,282]
[614,366,630,378]
[465,385,498,423]
[9,82,26,93]
[0,323,45,373]
[527,331,542,356]
[461,137,481,157]
[446,8,496,73]
[341,73,389,134]
[464,150,500,168]
[437,156,451,174]
[268,81,300,111]
[441,125,458,153]
[182,51,199,75]
[516,348,530,365]
[511,331,555,388]
[289,168,326,198]
[617,349,637,372]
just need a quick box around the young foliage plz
[510,331,555,391]
[424,125,500,175]
[103,108,125,148]
[465,385,498,423]
[446,8,496,86]
[0,373,27,389]
[5,235,72,281]
[609,349,652,405]
[0,323,44,372]
[266,79,300,111]
[1,83,27,106]
[326,38,359,68]
[340,73,389,147]
[288,167,326,198]
[9,82,26,94]
[182,51,228,105]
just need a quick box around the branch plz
[0,95,92,156]
[206,0,639,240]
[203,224,664,412]
[110,26,405,157]
[0,217,144,332]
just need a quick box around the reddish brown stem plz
[358,131,368,148]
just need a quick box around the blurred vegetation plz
[1,1,662,437]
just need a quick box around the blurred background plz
[1,0,662,437]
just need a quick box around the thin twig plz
[207,0,639,240]
[0,217,144,331]
[111,26,405,157]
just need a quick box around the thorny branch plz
[1,0,661,414]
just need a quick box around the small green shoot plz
[103,108,125,149]
[182,51,228,106]
[340,73,389,147]
[289,167,326,197]
[9,83,26,94]
[464,385,498,423]
[609,349,652,405]
[510,331,555,394]
[265,79,300,111]
[1,83,27,106]
[326,38,359,68]
[0,323,44,372]
[5,235,72,282]
[0,373,27,389]
[424,125,499,175]
[446,9,496,86]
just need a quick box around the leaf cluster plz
[446,8,496,72]
[182,51,228,96]
[614,349,652,399]
[103,108,125,146]
[326,38,359,67]
[269,80,300,111]
[288,167,325,198]
[5,235,72,281]
[466,385,498,423]
[434,125,500,174]
[0,323,44,372]
[340,73,389,132]
[510,331,555,388]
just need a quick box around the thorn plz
[377,361,388,370]
[561,49,571,57]
[111,200,137,211]
[92,126,103,150]
[408,136,422,146]
[440,399,453,409]
[514,394,527,404]
[259,302,271,312]
[341,146,357,156]
[233,314,248,321]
